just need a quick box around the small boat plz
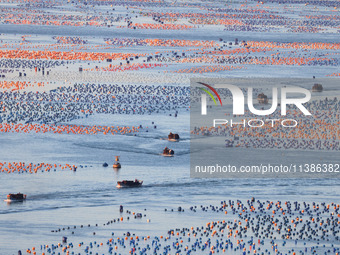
[116,179,143,188]
[168,132,180,142]
[162,153,174,157]
[312,83,323,92]
[113,162,121,168]
[4,193,26,202]
[113,156,121,169]
[257,93,269,104]
[162,147,174,157]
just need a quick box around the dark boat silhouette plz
[168,132,180,142]
[257,93,269,104]
[312,83,323,92]
[113,156,121,168]
[4,193,27,202]
[162,147,174,157]
[116,179,143,188]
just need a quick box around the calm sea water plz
[0,5,339,252]
[1,111,339,254]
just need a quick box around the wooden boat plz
[113,156,121,168]
[168,132,180,142]
[162,147,174,157]
[116,179,143,188]
[312,83,323,92]
[113,162,121,168]
[257,93,269,104]
[4,193,26,202]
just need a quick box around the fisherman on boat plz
[116,179,143,188]
[312,83,323,92]
[163,147,174,156]
[168,132,180,141]
[4,193,27,202]
[113,156,121,168]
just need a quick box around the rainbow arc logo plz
[198,82,223,106]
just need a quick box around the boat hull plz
[5,193,26,202]
[161,153,174,157]
[113,163,121,168]
[168,138,179,142]
[4,199,25,202]
[117,180,143,188]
